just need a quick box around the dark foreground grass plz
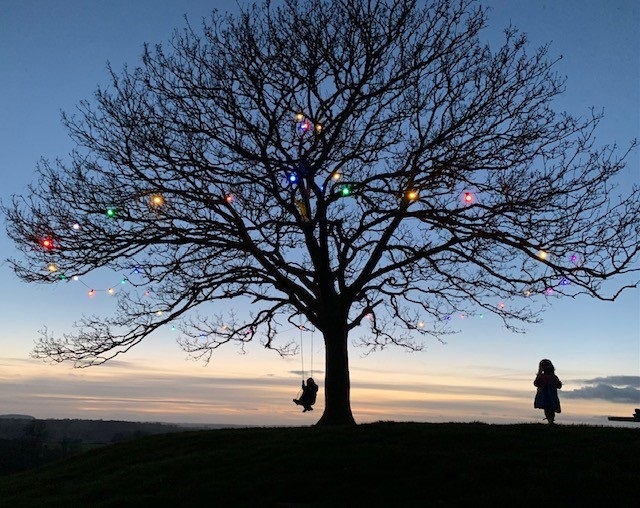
[0,422,637,507]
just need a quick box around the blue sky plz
[0,0,638,426]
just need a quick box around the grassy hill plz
[0,422,637,507]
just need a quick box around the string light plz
[331,172,341,181]
[150,194,165,207]
[47,263,58,272]
[106,207,117,218]
[340,184,353,197]
[297,119,312,134]
[538,250,548,260]
[463,191,475,204]
[41,237,55,250]
[405,189,419,201]
[72,223,81,231]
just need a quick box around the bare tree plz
[3,0,638,425]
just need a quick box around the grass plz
[0,422,637,507]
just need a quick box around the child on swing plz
[293,378,318,412]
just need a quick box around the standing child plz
[534,359,562,424]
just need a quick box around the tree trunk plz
[315,325,357,426]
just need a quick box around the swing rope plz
[299,323,305,381]
[310,328,314,379]
[299,322,315,381]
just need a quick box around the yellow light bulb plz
[48,263,57,272]
[406,189,419,201]
[538,250,548,260]
[331,172,341,181]
[295,112,305,122]
[150,194,165,207]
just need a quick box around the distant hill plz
[0,417,241,444]
[0,417,247,475]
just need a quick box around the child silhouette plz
[293,377,318,412]
[534,359,562,424]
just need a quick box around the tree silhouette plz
[3,0,638,425]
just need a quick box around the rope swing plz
[293,322,318,413]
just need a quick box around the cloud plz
[577,376,639,387]
[564,376,640,404]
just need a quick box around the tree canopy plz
[4,0,638,425]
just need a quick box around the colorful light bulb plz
[464,191,474,204]
[106,207,117,218]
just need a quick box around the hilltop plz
[0,422,637,507]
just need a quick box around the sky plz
[0,0,638,427]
